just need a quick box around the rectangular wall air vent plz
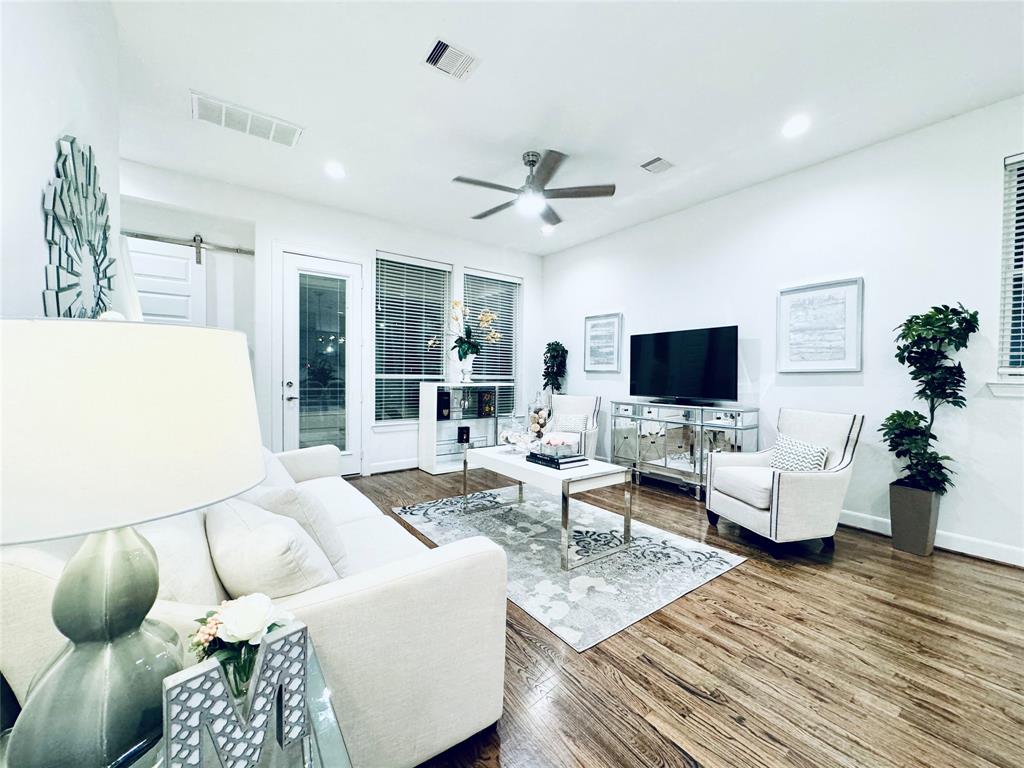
[190,91,303,147]
[640,157,674,174]
[424,39,478,80]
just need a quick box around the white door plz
[282,253,362,475]
[125,237,207,325]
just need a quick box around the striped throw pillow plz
[771,433,828,472]
[548,413,590,433]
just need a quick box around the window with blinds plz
[1001,156,1024,373]
[375,256,451,421]
[464,272,520,415]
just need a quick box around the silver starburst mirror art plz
[42,135,115,318]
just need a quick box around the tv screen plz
[630,326,738,402]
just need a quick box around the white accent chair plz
[0,445,507,768]
[545,394,601,458]
[706,408,865,549]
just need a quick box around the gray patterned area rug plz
[394,485,745,652]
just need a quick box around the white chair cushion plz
[540,431,581,451]
[341,516,429,576]
[770,433,828,472]
[263,447,297,487]
[547,413,589,433]
[714,466,775,509]
[250,486,348,576]
[298,476,383,526]
[206,498,337,599]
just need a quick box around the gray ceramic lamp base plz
[6,527,181,768]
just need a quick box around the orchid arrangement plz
[428,300,501,361]
[189,593,294,698]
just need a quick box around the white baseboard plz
[367,457,418,475]
[839,509,1023,567]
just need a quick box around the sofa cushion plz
[206,498,337,599]
[252,486,347,576]
[770,433,829,472]
[263,447,297,487]
[136,509,228,604]
[342,516,429,576]
[298,476,382,527]
[714,466,775,509]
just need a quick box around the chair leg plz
[706,509,719,526]
[822,535,835,552]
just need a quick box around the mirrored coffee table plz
[465,445,635,570]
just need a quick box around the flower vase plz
[459,353,476,383]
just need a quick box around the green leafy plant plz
[879,303,979,494]
[543,341,568,392]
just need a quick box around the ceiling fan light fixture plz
[516,189,546,217]
[540,224,556,236]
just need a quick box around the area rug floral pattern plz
[394,485,745,651]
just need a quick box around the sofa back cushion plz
[205,498,337,599]
[262,446,297,487]
[136,509,229,604]
[250,486,347,576]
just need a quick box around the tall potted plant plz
[879,303,978,556]
[542,341,568,394]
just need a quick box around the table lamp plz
[0,319,264,767]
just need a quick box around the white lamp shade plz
[1,320,265,544]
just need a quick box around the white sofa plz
[706,409,865,548]
[545,394,601,458]
[0,445,508,768]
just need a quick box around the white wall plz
[1,1,120,317]
[121,161,544,473]
[540,97,1024,566]
[120,197,257,359]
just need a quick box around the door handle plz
[285,396,299,401]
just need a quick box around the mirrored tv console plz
[610,400,759,499]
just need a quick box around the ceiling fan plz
[453,150,616,227]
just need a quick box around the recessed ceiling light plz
[324,160,346,180]
[541,224,555,236]
[781,113,811,139]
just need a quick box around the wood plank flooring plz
[349,469,1024,768]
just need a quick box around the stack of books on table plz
[525,451,589,470]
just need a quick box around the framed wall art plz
[584,313,622,373]
[777,277,863,373]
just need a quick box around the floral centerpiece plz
[428,300,501,383]
[189,593,294,699]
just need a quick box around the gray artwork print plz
[788,290,847,362]
[396,486,745,651]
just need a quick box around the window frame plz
[462,268,523,417]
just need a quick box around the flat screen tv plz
[630,325,738,403]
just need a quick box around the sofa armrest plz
[773,466,854,541]
[276,536,507,768]
[581,426,599,459]
[275,444,345,482]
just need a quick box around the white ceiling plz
[114,2,1024,256]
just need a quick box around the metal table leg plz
[561,471,635,571]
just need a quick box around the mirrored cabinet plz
[610,401,759,498]
[418,382,516,474]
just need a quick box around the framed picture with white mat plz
[777,277,863,373]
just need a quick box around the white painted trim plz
[375,249,453,271]
[839,509,1023,566]
[987,380,1024,398]
[368,457,418,475]
[371,421,419,433]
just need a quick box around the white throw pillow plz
[770,433,829,472]
[548,413,589,433]
[262,447,297,487]
[205,498,337,599]
[252,486,347,576]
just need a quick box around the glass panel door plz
[283,253,361,475]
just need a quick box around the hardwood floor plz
[349,469,1024,768]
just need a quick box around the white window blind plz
[464,272,520,415]
[1001,157,1024,372]
[375,256,451,420]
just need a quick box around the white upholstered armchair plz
[706,408,865,549]
[545,394,601,458]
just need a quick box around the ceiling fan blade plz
[472,200,516,220]
[540,206,562,226]
[544,184,616,199]
[453,176,519,194]
[533,150,567,188]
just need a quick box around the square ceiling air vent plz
[190,91,303,147]
[424,39,478,80]
[640,157,674,174]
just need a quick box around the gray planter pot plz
[889,481,940,556]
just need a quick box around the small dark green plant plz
[879,303,979,494]
[543,341,568,392]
